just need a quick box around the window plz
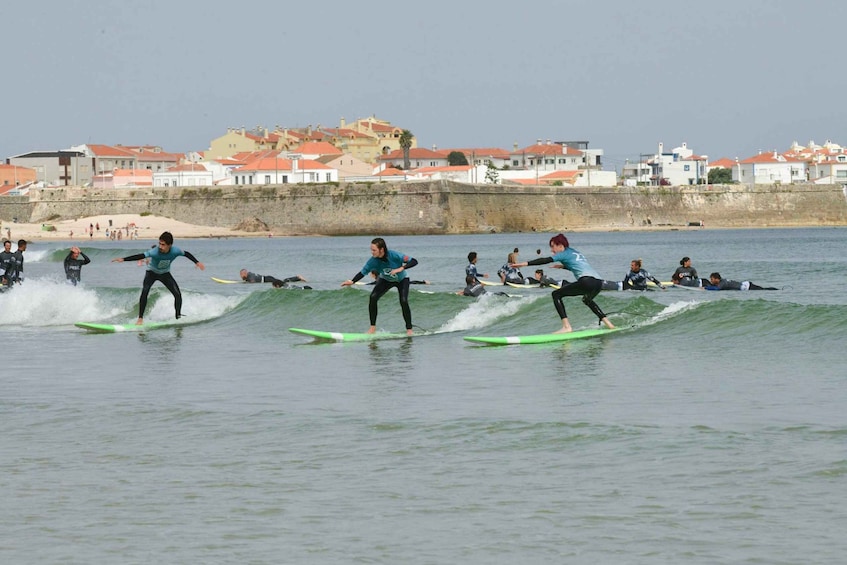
[326,173,332,182]
[265,175,271,184]
[282,175,288,183]
[684,165,690,171]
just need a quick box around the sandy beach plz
[0,214,271,243]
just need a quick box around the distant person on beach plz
[465,251,488,284]
[622,259,666,291]
[64,246,91,285]
[671,256,706,287]
[704,272,778,291]
[111,231,205,325]
[240,269,310,288]
[510,233,615,333]
[341,237,418,336]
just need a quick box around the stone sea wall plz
[6,180,847,234]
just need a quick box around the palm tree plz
[399,129,413,170]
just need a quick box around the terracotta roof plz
[234,157,331,172]
[87,144,137,157]
[515,143,583,156]
[377,147,445,160]
[294,141,343,155]
[708,158,736,168]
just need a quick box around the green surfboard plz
[289,327,412,342]
[464,327,621,345]
[75,321,181,333]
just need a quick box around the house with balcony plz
[644,142,708,186]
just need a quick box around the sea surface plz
[1,227,845,564]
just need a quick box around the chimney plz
[340,117,346,128]
[658,142,664,154]
[241,126,245,135]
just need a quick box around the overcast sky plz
[3,0,844,172]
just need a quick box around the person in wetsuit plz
[341,237,418,336]
[510,233,615,334]
[0,239,13,286]
[465,251,488,284]
[239,269,310,288]
[4,240,27,286]
[64,246,91,285]
[623,258,666,291]
[671,256,707,287]
[704,272,778,291]
[111,231,205,325]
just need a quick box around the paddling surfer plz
[111,231,205,325]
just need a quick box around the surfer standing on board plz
[341,237,418,336]
[510,233,615,334]
[111,231,205,325]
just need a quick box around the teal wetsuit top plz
[143,246,190,274]
[551,247,601,279]
[359,250,412,283]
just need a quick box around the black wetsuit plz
[64,251,91,285]
[5,250,24,284]
[120,249,200,319]
[244,272,305,288]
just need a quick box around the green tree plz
[708,167,733,184]
[485,162,500,184]
[398,129,414,170]
[447,151,469,166]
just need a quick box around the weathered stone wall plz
[5,181,846,234]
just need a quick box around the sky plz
[3,0,846,172]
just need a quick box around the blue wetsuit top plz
[143,246,190,274]
[550,247,601,279]
[353,250,417,283]
[121,246,199,274]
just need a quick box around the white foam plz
[439,294,540,332]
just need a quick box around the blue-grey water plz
[1,227,845,564]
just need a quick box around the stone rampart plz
[6,181,846,234]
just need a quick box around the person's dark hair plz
[465,274,475,284]
[710,272,721,279]
[371,237,387,257]
[680,256,690,266]
[549,233,569,248]
[17,239,27,246]
[513,248,519,253]
[468,251,477,262]
[632,258,643,269]
[159,231,174,245]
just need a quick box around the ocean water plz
[1,227,845,564]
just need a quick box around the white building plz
[735,151,806,184]
[648,142,708,186]
[153,164,214,187]
[231,155,338,185]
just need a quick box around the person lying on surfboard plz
[456,275,510,297]
[111,231,205,325]
[239,269,310,288]
[703,272,778,291]
[510,233,615,334]
[341,237,418,336]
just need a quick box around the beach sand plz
[1,214,272,243]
